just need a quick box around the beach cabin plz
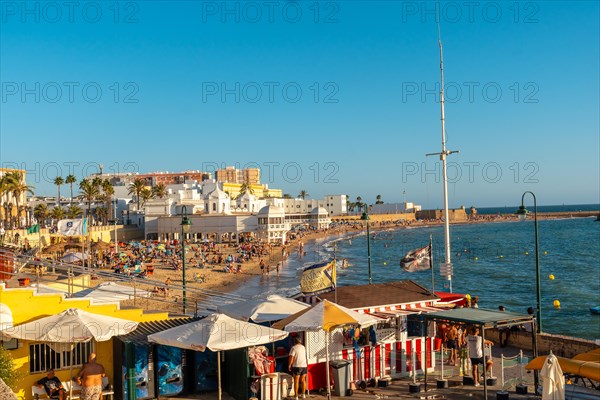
[299,280,442,390]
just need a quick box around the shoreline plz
[25,210,597,315]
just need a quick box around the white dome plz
[238,192,256,202]
[258,205,285,216]
[207,187,229,199]
[310,206,328,215]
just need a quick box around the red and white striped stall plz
[299,281,444,391]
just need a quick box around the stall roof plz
[118,317,200,345]
[424,308,534,328]
[318,280,438,309]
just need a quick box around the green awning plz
[424,307,534,328]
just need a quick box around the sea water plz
[325,217,600,341]
[223,214,600,341]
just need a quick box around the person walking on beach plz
[288,336,308,400]
[259,259,265,274]
[466,326,494,386]
[76,353,105,400]
[276,262,280,276]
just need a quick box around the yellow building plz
[0,282,171,399]
[221,182,282,199]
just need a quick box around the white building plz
[280,194,347,216]
[256,205,289,244]
[141,184,341,243]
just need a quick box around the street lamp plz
[180,205,192,314]
[361,204,372,285]
[515,192,542,334]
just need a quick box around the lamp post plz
[515,192,542,334]
[180,205,192,314]
[361,204,372,285]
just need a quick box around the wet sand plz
[37,212,596,313]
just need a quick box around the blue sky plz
[1,0,598,208]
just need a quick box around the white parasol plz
[2,308,138,399]
[217,294,310,323]
[148,313,289,400]
[540,352,565,400]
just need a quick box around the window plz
[29,341,95,373]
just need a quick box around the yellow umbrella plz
[273,300,381,400]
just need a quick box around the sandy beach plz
[30,211,597,314]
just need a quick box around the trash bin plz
[330,360,352,397]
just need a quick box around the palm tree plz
[282,193,293,199]
[65,174,77,206]
[237,183,255,199]
[345,201,353,212]
[66,205,83,219]
[53,176,64,208]
[376,194,383,204]
[298,190,309,199]
[152,183,168,199]
[33,203,48,228]
[139,188,153,209]
[91,176,103,189]
[79,179,100,218]
[5,171,34,228]
[101,179,115,224]
[49,206,65,222]
[94,206,109,223]
[128,178,146,210]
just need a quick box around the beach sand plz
[34,212,590,313]
[100,227,350,313]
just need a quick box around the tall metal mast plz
[426,3,458,292]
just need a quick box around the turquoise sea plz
[324,217,600,341]
[224,207,600,341]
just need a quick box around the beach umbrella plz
[272,300,381,400]
[0,303,13,331]
[148,313,288,400]
[218,294,310,323]
[62,252,88,263]
[2,308,138,399]
[540,352,565,400]
[71,282,151,304]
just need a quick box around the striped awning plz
[365,305,443,320]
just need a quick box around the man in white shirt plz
[288,336,308,400]
[466,326,494,386]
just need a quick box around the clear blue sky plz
[1,1,598,208]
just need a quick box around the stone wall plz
[416,208,468,222]
[485,329,599,358]
[332,213,417,222]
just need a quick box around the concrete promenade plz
[176,344,539,400]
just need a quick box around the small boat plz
[590,306,600,315]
